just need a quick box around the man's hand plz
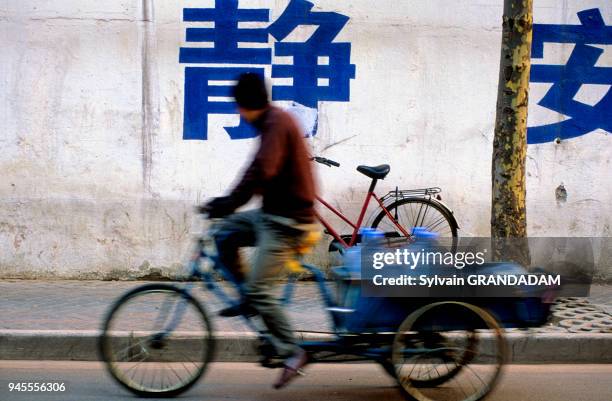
[199,197,235,218]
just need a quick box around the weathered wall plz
[1,0,610,279]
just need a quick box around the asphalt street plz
[0,361,610,401]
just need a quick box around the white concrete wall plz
[1,0,610,279]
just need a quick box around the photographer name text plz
[372,274,561,287]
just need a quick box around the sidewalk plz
[1,280,611,362]
[0,280,331,333]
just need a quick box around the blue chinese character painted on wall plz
[182,67,264,140]
[269,0,356,108]
[529,8,612,144]
[179,1,270,140]
[179,0,355,141]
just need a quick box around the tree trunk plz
[491,0,532,266]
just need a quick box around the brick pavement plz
[0,280,332,333]
[587,284,612,315]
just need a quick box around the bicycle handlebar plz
[311,156,340,167]
[198,157,340,215]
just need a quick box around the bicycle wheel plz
[99,283,215,397]
[371,197,458,239]
[379,327,477,385]
[380,317,477,384]
[392,302,506,401]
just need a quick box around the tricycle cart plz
[99,222,551,401]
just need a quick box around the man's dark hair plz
[233,73,269,110]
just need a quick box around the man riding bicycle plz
[201,73,318,389]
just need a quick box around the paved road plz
[0,361,610,401]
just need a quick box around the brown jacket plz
[227,106,316,222]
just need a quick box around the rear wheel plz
[380,329,477,386]
[392,302,506,401]
[371,197,458,240]
[99,284,214,397]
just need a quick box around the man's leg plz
[213,210,259,283]
[243,215,305,358]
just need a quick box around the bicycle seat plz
[356,164,390,180]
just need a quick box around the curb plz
[1,330,611,363]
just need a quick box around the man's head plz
[233,73,269,122]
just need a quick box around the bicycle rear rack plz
[380,187,442,203]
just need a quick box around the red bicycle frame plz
[315,184,411,249]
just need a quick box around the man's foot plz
[218,302,258,317]
[273,349,308,389]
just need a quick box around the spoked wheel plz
[371,198,458,245]
[99,284,215,397]
[380,328,477,383]
[392,302,506,401]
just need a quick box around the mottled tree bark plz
[491,0,532,266]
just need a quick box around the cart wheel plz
[99,284,215,397]
[392,301,506,401]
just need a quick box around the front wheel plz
[99,283,215,397]
[371,197,458,240]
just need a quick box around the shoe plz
[218,302,258,317]
[273,349,308,389]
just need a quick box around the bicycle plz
[99,215,513,401]
[310,156,459,251]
